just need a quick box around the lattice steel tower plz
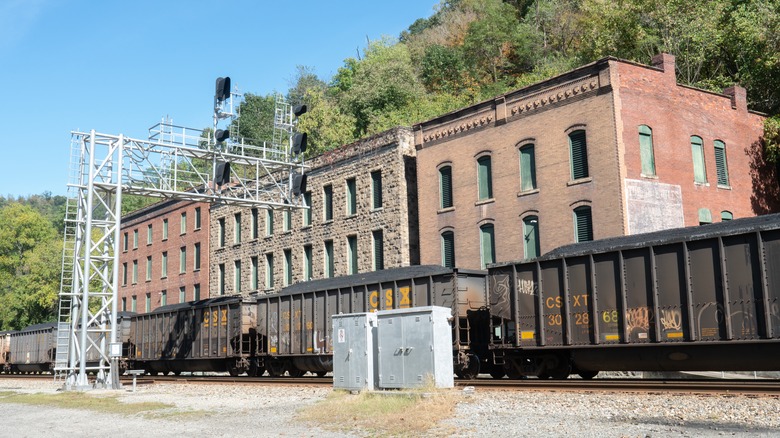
[55,79,308,389]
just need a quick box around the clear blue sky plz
[0,0,438,197]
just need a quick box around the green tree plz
[233,93,276,145]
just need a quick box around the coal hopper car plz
[488,213,780,379]
[255,265,490,378]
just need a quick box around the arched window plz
[519,144,537,191]
[441,231,455,268]
[477,156,493,200]
[573,206,593,242]
[439,166,453,209]
[523,216,540,259]
[638,125,656,176]
[569,130,589,180]
[721,211,733,221]
[691,136,706,183]
[479,224,495,269]
[714,140,729,186]
[698,208,712,225]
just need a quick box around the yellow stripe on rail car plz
[520,331,535,340]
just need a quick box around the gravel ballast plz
[1,378,778,437]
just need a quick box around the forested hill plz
[243,0,780,158]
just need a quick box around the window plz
[569,130,589,180]
[161,290,167,307]
[691,136,707,183]
[721,211,733,221]
[523,216,540,259]
[265,253,274,289]
[519,145,537,192]
[194,243,201,271]
[372,230,384,271]
[132,260,138,284]
[714,140,729,186]
[161,251,168,278]
[218,263,225,295]
[145,293,151,312]
[180,212,187,235]
[323,185,333,221]
[122,263,127,286]
[147,224,153,245]
[193,284,200,301]
[347,235,358,275]
[234,213,242,244]
[371,171,383,209]
[131,295,137,312]
[698,208,712,225]
[251,208,259,239]
[346,178,357,215]
[163,219,168,240]
[123,232,128,252]
[639,125,656,176]
[324,240,334,278]
[251,256,258,290]
[146,256,152,281]
[266,210,274,236]
[303,245,313,281]
[284,249,292,286]
[283,210,291,232]
[179,286,186,303]
[480,224,495,269]
[439,166,453,209]
[234,260,242,293]
[218,218,225,247]
[574,206,593,242]
[122,297,126,312]
[303,192,312,226]
[179,246,186,274]
[441,231,455,268]
[133,230,138,249]
[477,156,493,200]
[194,207,202,230]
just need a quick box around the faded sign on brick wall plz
[624,179,684,234]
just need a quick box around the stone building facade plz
[209,127,419,296]
[412,53,767,270]
[118,199,210,312]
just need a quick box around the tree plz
[233,93,276,145]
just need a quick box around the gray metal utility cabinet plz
[332,312,378,391]
[376,306,454,389]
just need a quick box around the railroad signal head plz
[292,132,307,155]
[215,129,229,143]
[215,77,231,103]
[293,104,307,118]
[215,161,231,186]
[292,172,307,196]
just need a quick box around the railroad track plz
[3,374,779,396]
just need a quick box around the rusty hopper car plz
[488,213,780,379]
[256,266,489,378]
[0,330,15,373]
[130,296,257,375]
[9,322,58,373]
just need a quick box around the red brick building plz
[118,199,210,312]
[413,54,768,270]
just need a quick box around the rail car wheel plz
[228,366,242,377]
[455,354,480,380]
[315,371,327,377]
[577,370,598,380]
[266,360,286,377]
[288,368,305,378]
[489,370,506,379]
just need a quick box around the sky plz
[0,0,439,197]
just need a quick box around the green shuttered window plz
[346,178,357,216]
[519,145,537,191]
[348,235,358,275]
[638,125,656,176]
[523,216,540,259]
[569,130,589,180]
[714,140,729,186]
[323,185,333,221]
[439,166,453,209]
[477,156,493,200]
[372,230,384,271]
[441,231,455,268]
[371,171,383,209]
[480,224,495,269]
[691,136,707,183]
[574,206,593,242]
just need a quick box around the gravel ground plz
[1,377,778,437]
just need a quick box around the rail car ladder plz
[53,139,85,381]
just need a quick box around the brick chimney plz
[651,53,676,83]
[722,85,747,112]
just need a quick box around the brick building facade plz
[209,127,419,296]
[413,54,767,270]
[118,200,210,312]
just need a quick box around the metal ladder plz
[53,137,85,381]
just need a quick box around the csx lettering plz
[571,294,588,307]
[399,287,411,308]
[545,297,562,308]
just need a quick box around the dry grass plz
[0,391,179,417]
[297,383,465,437]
